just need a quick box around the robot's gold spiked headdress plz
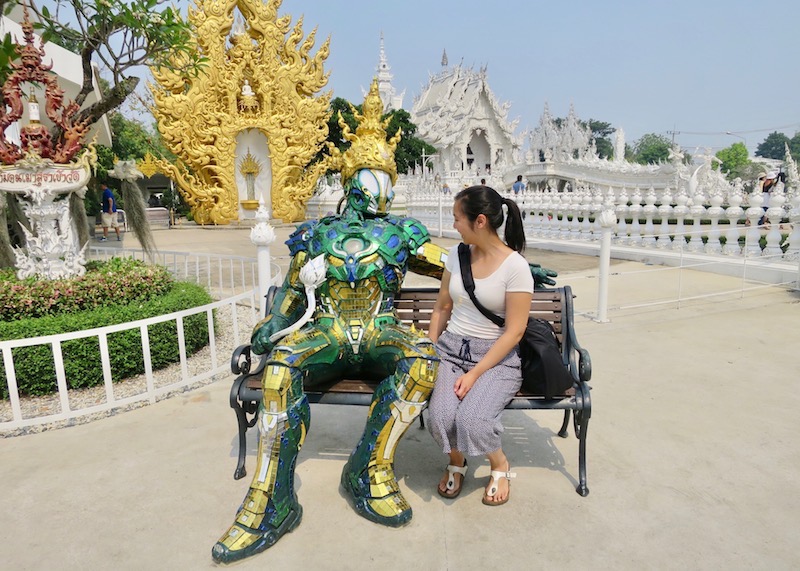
[338,79,401,184]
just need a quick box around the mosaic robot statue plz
[212,81,448,564]
[212,80,558,564]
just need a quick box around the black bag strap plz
[457,243,505,328]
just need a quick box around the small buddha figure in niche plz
[239,79,258,113]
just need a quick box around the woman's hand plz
[454,370,479,400]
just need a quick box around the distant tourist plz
[100,184,121,242]
[512,175,525,195]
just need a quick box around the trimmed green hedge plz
[1,283,214,398]
[0,257,174,320]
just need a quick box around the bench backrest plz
[264,285,573,351]
[393,287,570,348]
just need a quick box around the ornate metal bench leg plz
[557,409,570,438]
[575,411,589,496]
[233,401,250,480]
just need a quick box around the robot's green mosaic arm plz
[251,225,316,355]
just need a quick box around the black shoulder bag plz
[457,243,573,399]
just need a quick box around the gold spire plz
[339,78,401,184]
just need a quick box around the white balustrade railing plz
[1,247,286,434]
[1,290,260,432]
[406,186,800,262]
[88,247,282,299]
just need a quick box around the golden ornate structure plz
[238,148,261,209]
[149,0,332,224]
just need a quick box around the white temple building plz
[410,55,522,179]
[372,32,404,113]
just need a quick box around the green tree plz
[632,133,671,164]
[385,108,437,175]
[0,0,201,269]
[789,132,800,159]
[714,142,749,179]
[320,98,435,176]
[755,131,790,159]
[2,0,202,135]
[587,119,614,159]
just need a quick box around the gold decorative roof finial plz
[339,78,401,184]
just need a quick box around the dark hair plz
[454,185,526,252]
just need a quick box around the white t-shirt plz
[444,244,534,340]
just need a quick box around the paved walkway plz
[2,225,799,570]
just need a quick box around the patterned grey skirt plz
[427,330,523,457]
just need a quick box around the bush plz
[0,282,214,398]
[0,257,173,320]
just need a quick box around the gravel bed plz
[0,303,258,437]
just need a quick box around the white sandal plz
[482,469,516,506]
[438,459,468,498]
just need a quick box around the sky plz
[266,0,800,156]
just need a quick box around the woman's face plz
[453,200,477,243]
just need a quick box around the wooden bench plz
[228,285,593,496]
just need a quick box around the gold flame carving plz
[149,0,332,224]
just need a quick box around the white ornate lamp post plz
[250,196,276,316]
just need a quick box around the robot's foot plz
[340,462,412,527]
[211,504,302,564]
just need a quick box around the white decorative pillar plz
[590,187,604,241]
[744,192,764,257]
[763,187,786,258]
[596,202,617,323]
[250,197,276,316]
[656,188,673,249]
[723,187,744,256]
[570,186,584,239]
[579,186,593,239]
[559,191,572,239]
[784,192,800,260]
[671,190,689,252]
[628,188,643,246]
[704,192,724,254]
[613,187,628,244]
[642,187,657,247]
[687,190,707,253]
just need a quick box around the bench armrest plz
[231,344,252,375]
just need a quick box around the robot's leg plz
[341,344,437,526]
[212,362,308,564]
